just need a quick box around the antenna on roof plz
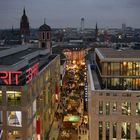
[44,18,46,24]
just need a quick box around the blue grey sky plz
[0,0,140,29]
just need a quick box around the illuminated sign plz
[84,82,88,112]
[0,71,22,85]
[26,63,39,84]
[0,63,39,85]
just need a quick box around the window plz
[112,102,117,112]
[121,122,131,139]
[136,123,140,140]
[106,122,110,140]
[99,121,103,140]
[122,102,131,115]
[136,102,140,115]
[0,111,2,125]
[113,122,117,138]
[0,91,2,105]
[99,101,103,115]
[106,102,110,115]
[7,111,22,127]
[7,91,21,106]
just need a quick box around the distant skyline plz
[0,0,140,29]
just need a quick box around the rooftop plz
[96,48,140,61]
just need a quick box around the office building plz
[88,48,140,140]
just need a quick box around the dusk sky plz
[0,0,140,29]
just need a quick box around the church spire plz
[23,7,26,15]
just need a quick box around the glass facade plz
[95,53,140,90]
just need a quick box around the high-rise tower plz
[95,22,98,41]
[20,8,30,36]
[80,17,84,31]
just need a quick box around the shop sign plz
[0,63,39,85]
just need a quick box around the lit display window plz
[7,111,22,127]
[6,91,21,106]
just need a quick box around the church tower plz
[20,8,30,36]
[38,21,51,54]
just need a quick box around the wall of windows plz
[102,62,140,76]
[102,78,140,90]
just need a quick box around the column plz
[116,122,121,140]
[131,122,135,140]
[103,122,106,140]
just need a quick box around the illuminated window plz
[136,102,140,115]
[99,121,103,140]
[121,122,131,139]
[99,101,103,115]
[106,102,110,115]
[7,91,21,106]
[122,102,131,115]
[8,130,22,139]
[106,122,110,140]
[7,111,22,127]
[112,102,117,112]
[113,122,117,138]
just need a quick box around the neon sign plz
[0,71,22,85]
[26,63,39,84]
[0,63,39,85]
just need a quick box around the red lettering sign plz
[0,71,22,85]
[26,63,39,84]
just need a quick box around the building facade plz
[0,22,60,140]
[88,48,140,140]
